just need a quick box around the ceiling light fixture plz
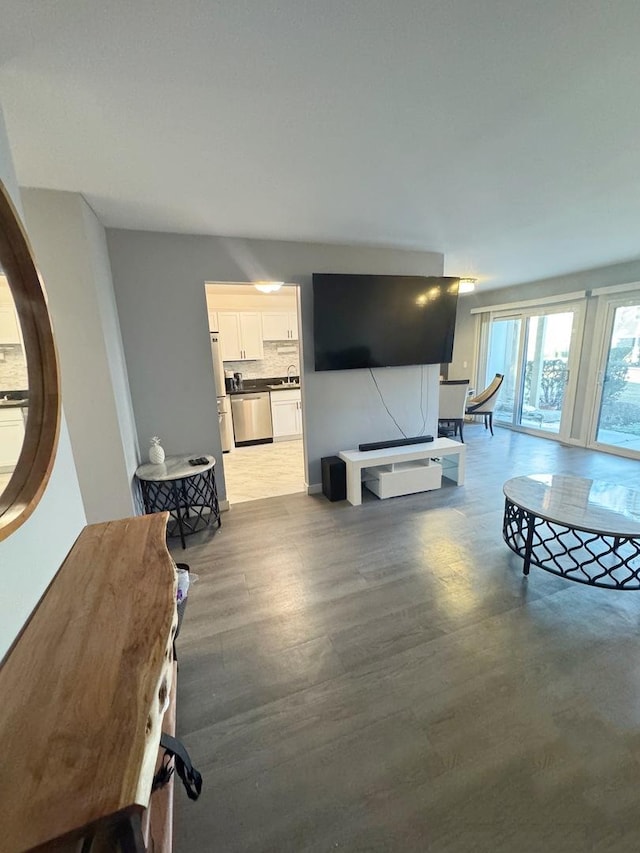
[458,277,477,294]
[254,281,284,293]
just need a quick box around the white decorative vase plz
[149,436,165,464]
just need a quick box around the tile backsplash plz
[0,345,28,391]
[224,341,300,379]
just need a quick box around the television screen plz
[313,274,459,371]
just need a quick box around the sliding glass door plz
[483,304,582,440]
[517,312,574,434]
[592,298,640,454]
[486,317,521,425]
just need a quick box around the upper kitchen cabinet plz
[262,312,298,341]
[208,310,219,332]
[218,311,264,361]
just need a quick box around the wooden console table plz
[339,438,466,506]
[0,514,180,852]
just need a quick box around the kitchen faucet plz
[286,364,297,383]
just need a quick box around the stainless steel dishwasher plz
[231,392,273,445]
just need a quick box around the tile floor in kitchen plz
[222,438,306,503]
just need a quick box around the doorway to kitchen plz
[205,282,306,504]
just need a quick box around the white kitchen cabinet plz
[288,313,299,341]
[218,312,264,360]
[208,310,219,332]
[240,312,264,358]
[218,312,241,359]
[270,389,302,440]
[262,312,298,341]
[0,305,21,344]
[0,407,26,472]
[261,312,288,341]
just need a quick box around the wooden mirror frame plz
[0,181,60,541]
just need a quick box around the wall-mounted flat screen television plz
[313,274,459,371]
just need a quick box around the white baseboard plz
[219,499,230,511]
[307,483,322,495]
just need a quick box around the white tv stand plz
[339,438,465,506]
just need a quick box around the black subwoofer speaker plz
[321,455,346,502]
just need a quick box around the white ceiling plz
[2,0,640,288]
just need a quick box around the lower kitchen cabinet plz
[271,389,302,440]
[0,406,26,472]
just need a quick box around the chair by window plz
[438,379,470,442]
[465,373,504,436]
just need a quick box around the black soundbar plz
[358,435,434,452]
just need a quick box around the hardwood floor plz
[171,425,640,852]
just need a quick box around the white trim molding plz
[470,290,586,315]
[591,281,640,297]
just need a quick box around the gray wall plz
[106,231,444,491]
[0,106,86,658]
[81,199,141,499]
[449,258,640,441]
[22,189,140,522]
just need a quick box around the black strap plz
[159,732,203,801]
[152,751,174,792]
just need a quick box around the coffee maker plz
[225,369,236,392]
[225,370,243,392]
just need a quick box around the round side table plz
[136,455,221,549]
[503,473,640,588]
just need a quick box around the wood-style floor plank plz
[171,426,640,852]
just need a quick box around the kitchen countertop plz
[227,377,300,395]
[0,399,29,409]
[0,390,28,409]
[229,385,300,395]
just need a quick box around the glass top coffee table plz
[503,474,640,589]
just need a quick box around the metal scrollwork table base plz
[503,474,640,590]
[136,455,221,549]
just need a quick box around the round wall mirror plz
[0,180,60,541]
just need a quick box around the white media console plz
[339,438,465,506]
